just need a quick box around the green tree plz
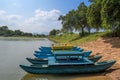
[0,26,10,36]
[58,10,76,33]
[14,30,24,36]
[75,2,88,36]
[87,0,102,31]
[101,0,120,36]
[58,2,88,36]
[49,29,57,36]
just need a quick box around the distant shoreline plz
[0,37,46,41]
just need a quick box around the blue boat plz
[20,50,116,74]
[26,58,48,64]
[26,55,102,64]
[34,50,52,54]
[34,48,84,55]
[20,58,116,74]
[39,46,84,52]
[39,47,52,52]
[40,46,52,50]
[34,50,92,59]
[34,53,53,58]
[20,45,116,74]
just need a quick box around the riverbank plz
[79,37,120,80]
[0,37,45,41]
[49,34,120,80]
[49,32,107,45]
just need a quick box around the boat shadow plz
[102,67,120,75]
[102,37,120,48]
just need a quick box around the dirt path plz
[79,37,120,80]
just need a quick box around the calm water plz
[0,38,112,80]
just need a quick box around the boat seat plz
[53,51,84,61]
[48,57,93,66]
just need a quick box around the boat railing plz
[54,52,84,61]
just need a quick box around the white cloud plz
[0,10,23,30]
[8,15,22,20]
[0,9,62,34]
[0,10,6,15]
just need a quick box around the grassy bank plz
[49,32,107,45]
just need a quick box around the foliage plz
[75,2,88,36]
[87,0,102,31]
[58,2,88,36]
[0,26,46,37]
[58,10,76,33]
[57,0,120,37]
[49,29,60,36]
[101,0,120,37]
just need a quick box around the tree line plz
[0,26,46,37]
[49,0,120,37]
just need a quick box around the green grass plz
[49,32,107,45]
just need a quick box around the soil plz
[79,37,120,80]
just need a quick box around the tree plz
[101,0,120,36]
[75,2,88,36]
[0,26,11,36]
[49,29,57,36]
[0,26,8,31]
[58,2,88,36]
[87,0,120,36]
[58,10,76,33]
[87,0,102,31]
[14,30,24,36]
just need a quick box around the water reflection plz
[22,73,112,80]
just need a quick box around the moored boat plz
[33,53,53,58]
[34,50,92,59]
[20,45,116,74]
[26,55,102,64]
[38,46,84,54]
[20,59,116,74]
[26,57,48,64]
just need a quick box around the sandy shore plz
[79,37,120,80]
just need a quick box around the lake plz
[0,38,112,80]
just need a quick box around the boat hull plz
[26,55,102,64]
[20,60,116,74]
[26,58,48,64]
[33,53,53,58]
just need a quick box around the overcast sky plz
[0,0,90,34]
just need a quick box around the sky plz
[0,0,90,34]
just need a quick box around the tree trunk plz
[81,25,85,37]
[88,26,91,34]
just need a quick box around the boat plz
[20,59,116,74]
[20,45,116,74]
[26,55,102,64]
[35,48,84,55]
[39,46,52,52]
[20,49,116,74]
[35,50,52,54]
[34,50,92,59]
[39,46,83,51]
[41,46,52,50]
[33,53,53,58]
[26,58,48,64]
